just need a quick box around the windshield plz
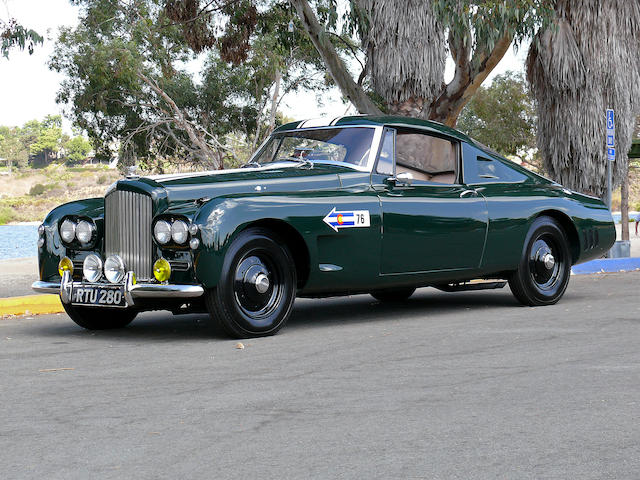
[252,127,375,168]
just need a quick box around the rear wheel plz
[370,287,416,302]
[205,228,297,338]
[63,303,137,330]
[508,216,571,306]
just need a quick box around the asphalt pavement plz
[1,272,640,479]
[0,257,38,298]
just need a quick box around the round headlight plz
[104,255,125,284]
[60,219,76,243]
[83,254,103,283]
[188,223,199,235]
[154,220,171,245]
[171,220,189,244]
[58,256,74,277]
[76,220,94,244]
[38,224,45,236]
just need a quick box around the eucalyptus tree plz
[1,17,42,58]
[50,0,326,169]
[526,0,640,199]
[289,0,553,126]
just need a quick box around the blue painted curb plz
[571,257,640,275]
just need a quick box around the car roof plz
[274,115,473,143]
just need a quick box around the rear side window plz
[467,156,527,184]
[394,131,458,184]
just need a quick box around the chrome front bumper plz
[32,271,204,305]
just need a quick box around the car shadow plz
[30,287,526,341]
[287,288,520,331]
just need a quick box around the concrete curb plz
[571,257,640,275]
[0,294,64,316]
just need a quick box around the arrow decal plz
[323,207,371,232]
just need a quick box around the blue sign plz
[608,147,616,162]
[606,109,615,130]
[607,134,614,147]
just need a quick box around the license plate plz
[71,285,127,308]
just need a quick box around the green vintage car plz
[33,115,615,337]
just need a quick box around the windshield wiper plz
[277,156,314,169]
[241,160,261,168]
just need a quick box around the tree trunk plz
[269,68,281,134]
[138,72,220,168]
[621,172,629,241]
[290,0,382,116]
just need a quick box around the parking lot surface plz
[1,272,640,479]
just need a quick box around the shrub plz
[29,183,47,196]
[97,174,108,185]
[0,205,16,225]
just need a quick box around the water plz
[0,225,38,260]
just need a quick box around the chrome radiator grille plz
[104,190,153,280]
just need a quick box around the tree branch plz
[289,0,381,115]
[137,71,220,167]
[430,32,512,126]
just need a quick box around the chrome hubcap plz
[529,235,563,290]
[253,273,270,293]
[542,252,555,270]
[233,254,281,320]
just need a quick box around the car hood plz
[110,164,355,214]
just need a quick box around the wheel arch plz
[240,219,311,289]
[536,209,580,264]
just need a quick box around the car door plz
[373,128,488,275]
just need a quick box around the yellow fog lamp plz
[58,256,74,277]
[153,258,171,282]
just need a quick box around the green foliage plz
[432,0,554,54]
[0,126,29,169]
[0,18,43,58]
[49,0,329,168]
[457,71,537,160]
[28,183,47,196]
[64,136,93,163]
[0,205,16,225]
[97,174,109,185]
[30,125,63,157]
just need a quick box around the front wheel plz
[205,228,297,338]
[508,216,571,306]
[63,303,137,330]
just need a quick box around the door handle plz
[460,189,478,198]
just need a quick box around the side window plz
[376,130,394,175]
[395,131,457,184]
[474,156,527,183]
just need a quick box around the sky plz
[0,0,529,135]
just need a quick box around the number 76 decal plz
[323,207,370,232]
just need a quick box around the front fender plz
[39,198,104,282]
[191,192,382,289]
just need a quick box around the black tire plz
[508,216,571,306]
[370,287,416,302]
[63,303,137,330]
[205,227,297,338]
